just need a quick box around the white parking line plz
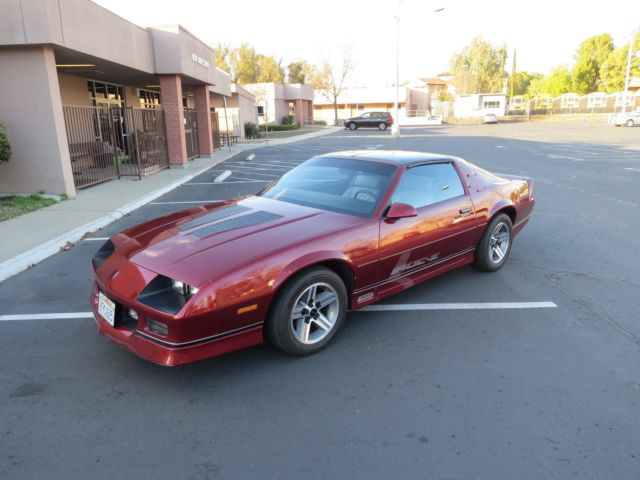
[82,237,109,242]
[214,170,232,183]
[186,180,267,185]
[361,302,557,311]
[0,302,557,322]
[148,200,218,205]
[1,312,93,321]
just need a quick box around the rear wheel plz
[627,119,635,127]
[348,122,357,130]
[378,122,388,131]
[266,267,347,356]
[473,213,513,272]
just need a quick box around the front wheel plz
[627,119,635,127]
[266,267,348,356]
[378,123,388,131]
[473,213,513,272]
[348,122,357,130]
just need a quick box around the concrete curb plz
[0,127,339,283]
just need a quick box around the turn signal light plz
[147,318,168,337]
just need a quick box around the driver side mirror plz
[386,202,417,220]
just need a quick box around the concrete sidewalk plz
[0,127,341,283]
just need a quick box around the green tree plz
[450,37,507,94]
[287,60,307,83]
[213,42,232,74]
[511,71,543,96]
[571,33,614,93]
[601,32,640,93]
[0,124,11,164]
[256,55,285,83]
[544,65,573,96]
[526,65,572,97]
[231,44,259,84]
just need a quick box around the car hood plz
[117,196,363,286]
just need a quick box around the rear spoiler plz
[498,173,534,200]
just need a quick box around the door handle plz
[458,208,472,217]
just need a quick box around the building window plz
[560,97,579,108]
[587,95,606,108]
[139,89,161,109]
[483,100,500,109]
[87,80,124,108]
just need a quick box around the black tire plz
[473,213,513,272]
[348,122,358,130]
[266,267,348,356]
[627,119,634,127]
[378,122,388,131]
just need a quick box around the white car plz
[613,110,640,127]
[483,113,498,124]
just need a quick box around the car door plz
[376,162,481,297]
[358,112,372,127]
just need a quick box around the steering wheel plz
[354,189,377,202]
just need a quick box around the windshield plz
[259,157,397,218]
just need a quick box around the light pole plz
[392,3,444,138]
[622,31,639,115]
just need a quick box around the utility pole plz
[510,48,516,98]
[622,35,634,115]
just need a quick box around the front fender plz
[273,250,353,293]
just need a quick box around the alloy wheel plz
[290,282,340,345]
[488,222,510,264]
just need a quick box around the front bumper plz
[91,283,263,366]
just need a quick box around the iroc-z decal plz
[391,252,440,276]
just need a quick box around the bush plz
[0,124,11,164]
[244,122,258,138]
[259,123,300,132]
[281,114,296,125]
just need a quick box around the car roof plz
[315,150,457,167]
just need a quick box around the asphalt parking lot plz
[1,121,639,479]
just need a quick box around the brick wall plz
[159,75,187,165]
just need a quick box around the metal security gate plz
[63,106,170,189]
[123,107,170,177]
[63,106,120,189]
[211,111,221,150]
[184,108,199,159]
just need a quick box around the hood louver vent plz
[192,211,283,238]
[178,205,251,231]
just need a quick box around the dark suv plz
[344,112,394,131]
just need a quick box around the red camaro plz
[92,151,535,366]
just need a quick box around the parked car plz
[613,110,640,127]
[483,113,498,124]
[92,151,535,365]
[344,112,394,130]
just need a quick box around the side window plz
[391,163,465,209]
[360,113,371,119]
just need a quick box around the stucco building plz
[313,86,432,124]
[243,83,314,126]
[0,0,232,197]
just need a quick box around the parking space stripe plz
[1,312,93,321]
[361,302,557,311]
[82,237,109,242]
[1,302,557,322]
[148,200,219,205]
[185,181,267,185]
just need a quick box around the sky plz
[94,0,640,86]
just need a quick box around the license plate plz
[98,292,116,326]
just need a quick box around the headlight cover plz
[92,239,115,270]
[137,275,200,315]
